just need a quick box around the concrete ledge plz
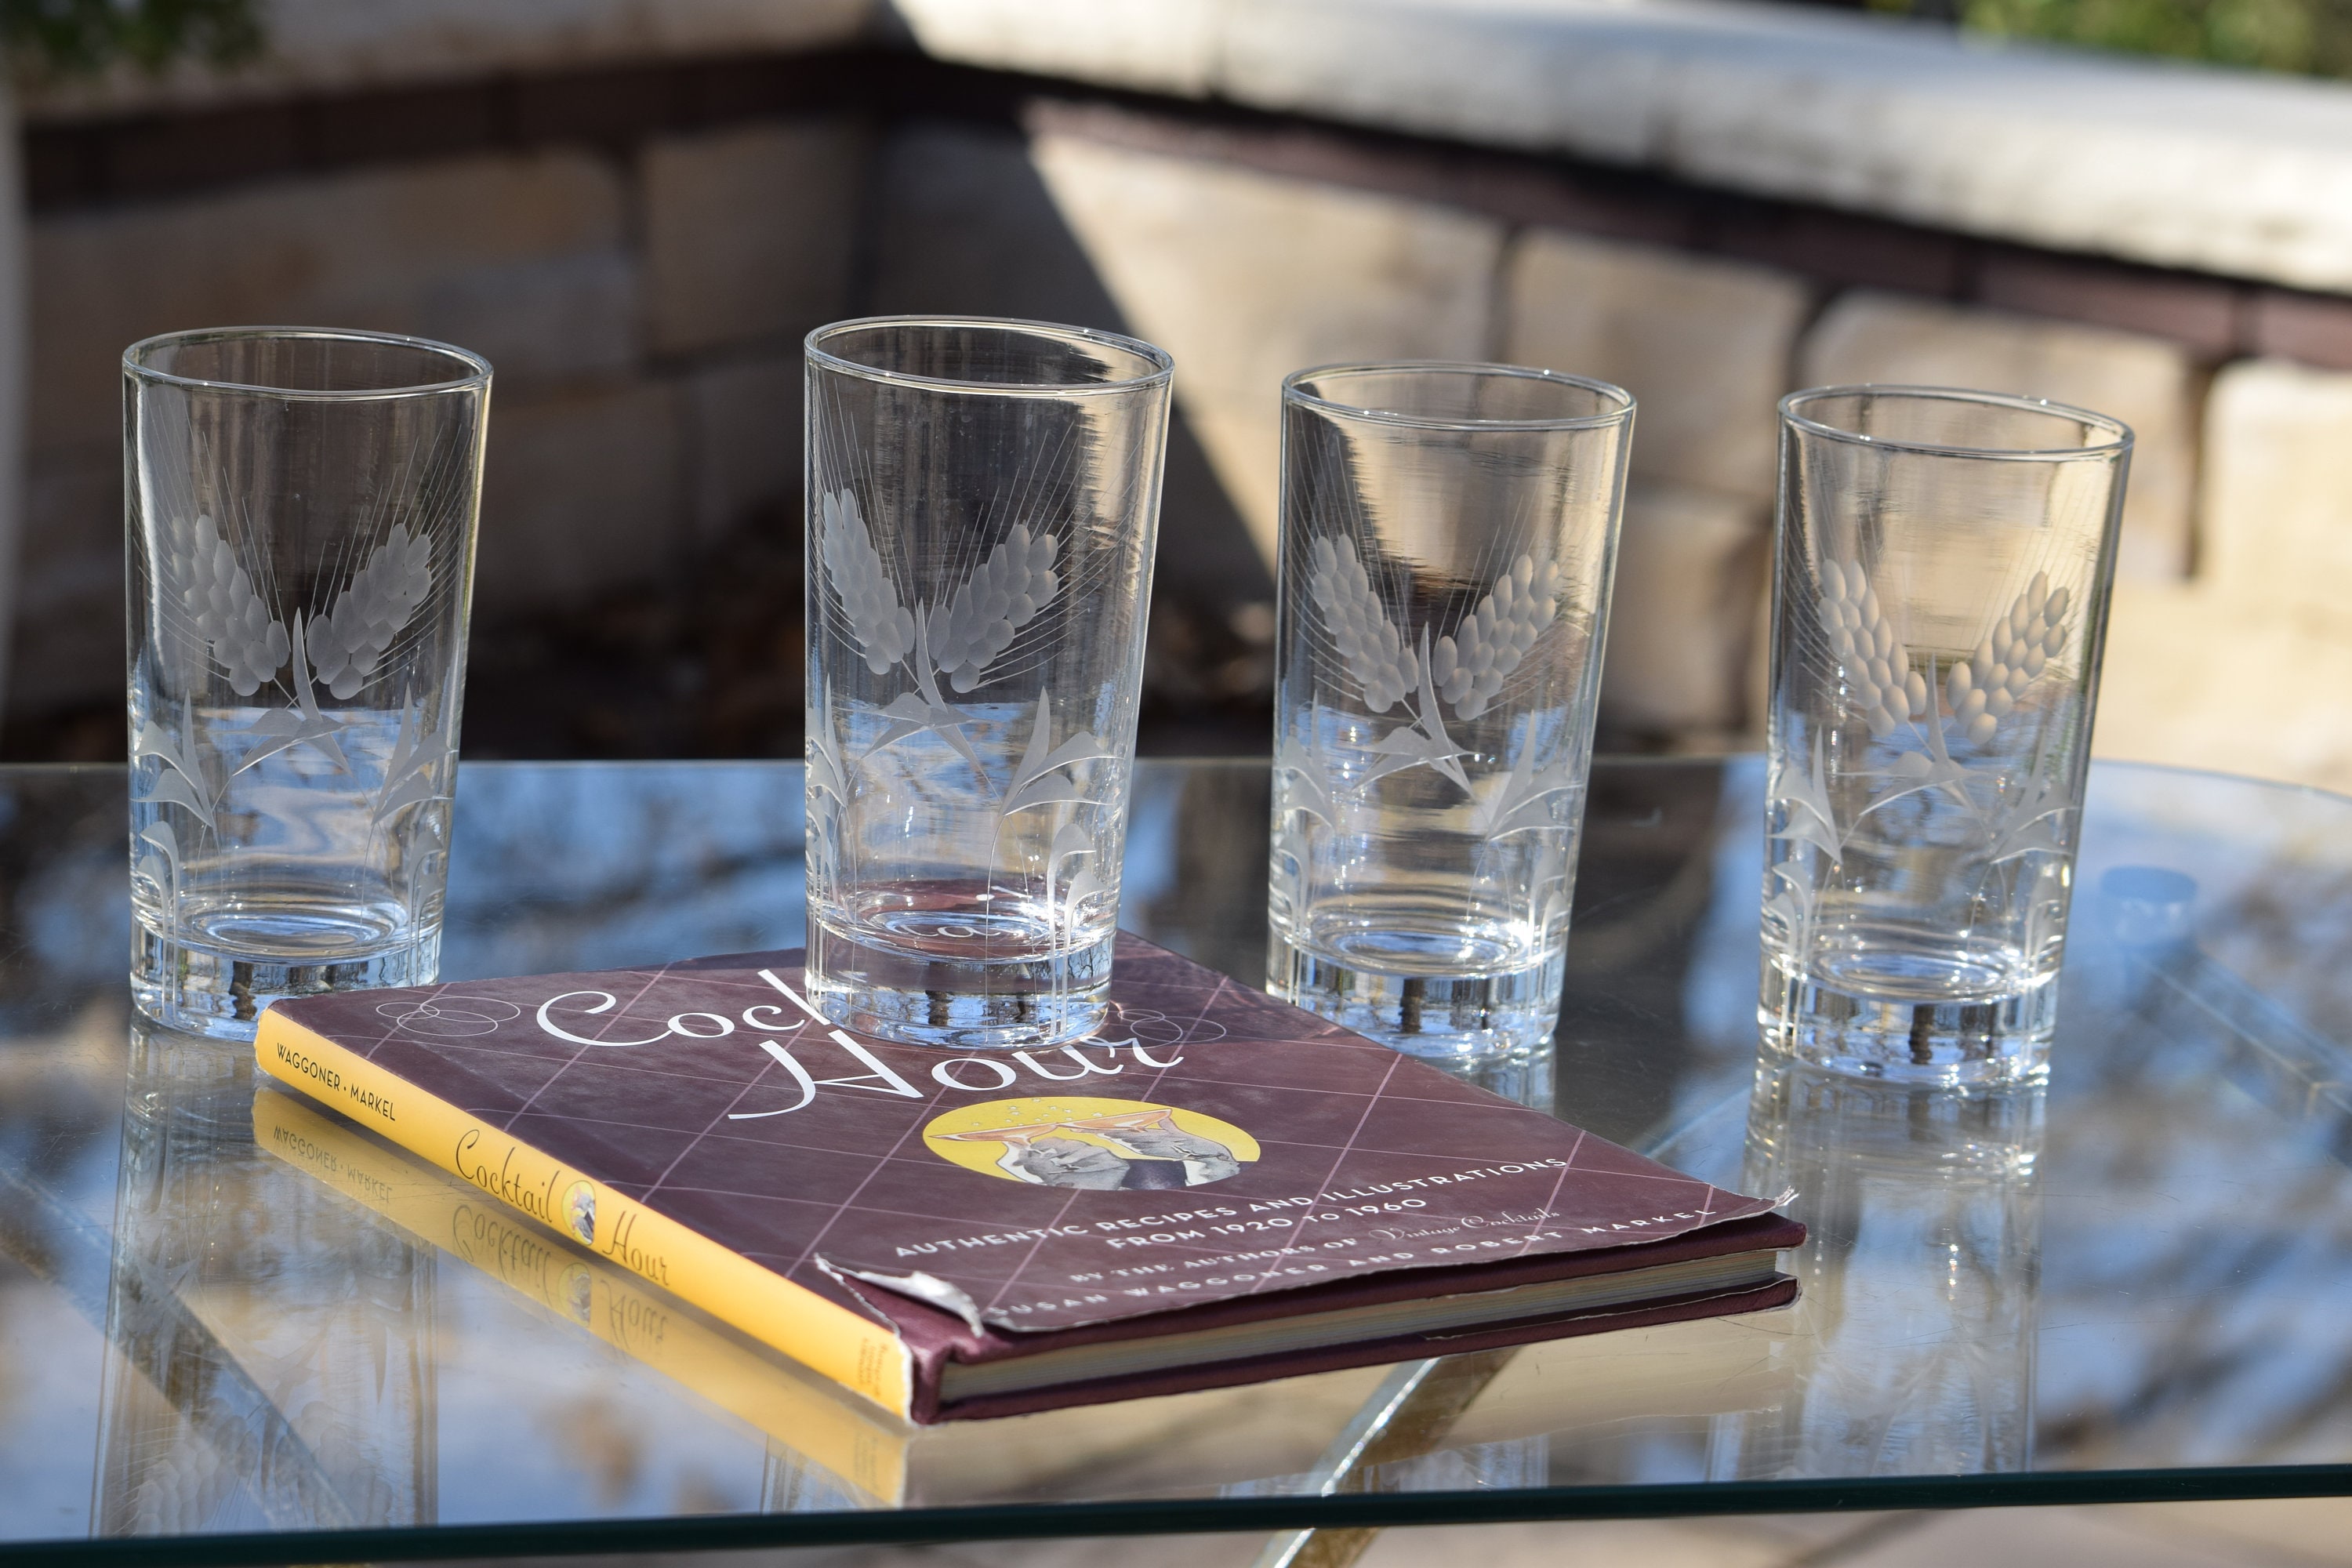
[899,0,2352,294]
[30,0,2352,294]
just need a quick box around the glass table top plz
[2,757,2350,1563]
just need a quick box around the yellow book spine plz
[255,1009,914,1419]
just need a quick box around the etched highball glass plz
[1762,387,2131,1083]
[127,328,490,1039]
[804,317,1172,1048]
[1268,364,1634,1062]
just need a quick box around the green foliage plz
[1872,0,2352,76]
[2,0,263,78]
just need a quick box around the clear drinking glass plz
[1267,363,1635,1062]
[1762,386,2131,1083]
[804,317,1173,1048]
[127,328,491,1039]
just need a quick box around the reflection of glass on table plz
[96,1021,437,1536]
[1716,1061,2044,1483]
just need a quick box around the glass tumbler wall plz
[804,317,1172,1048]
[126,328,491,1039]
[1763,387,2130,1083]
[1268,364,1633,1060]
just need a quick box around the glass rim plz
[1780,383,2134,459]
[805,314,1174,396]
[122,325,494,400]
[1282,361,1636,431]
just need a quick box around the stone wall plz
[16,17,2352,785]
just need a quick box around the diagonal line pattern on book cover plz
[266,935,1786,1339]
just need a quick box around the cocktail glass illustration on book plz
[1761,386,2130,1083]
[1266,362,1634,1062]
[804,316,1173,1049]
[125,327,491,1039]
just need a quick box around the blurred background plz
[0,0,2349,782]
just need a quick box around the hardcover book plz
[255,1089,1799,1508]
[255,934,1802,1423]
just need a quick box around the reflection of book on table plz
[252,1089,916,1506]
[256,935,1802,1422]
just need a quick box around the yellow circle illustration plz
[924,1097,1259,1191]
[562,1180,597,1246]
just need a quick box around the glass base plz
[1267,930,1564,1062]
[806,920,1112,1050]
[132,924,442,1042]
[1759,955,2056,1087]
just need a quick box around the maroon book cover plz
[263,933,1801,1421]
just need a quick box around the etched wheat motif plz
[805,710,851,811]
[1276,737,1345,829]
[132,695,216,818]
[1791,562,2083,884]
[819,488,916,675]
[171,514,288,696]
[1820,557,1926,737]
[308,525,431,699]
[372,699,451,826]
[1944,572,2071,746]
[927,524,1060,692]
[1431,553,1563,718]
[996,699,1114,818]
[133,818,180,909]
[1469,737,1581,837]
[1307,536,1416,712]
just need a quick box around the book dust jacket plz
[260,935,1799,1419]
